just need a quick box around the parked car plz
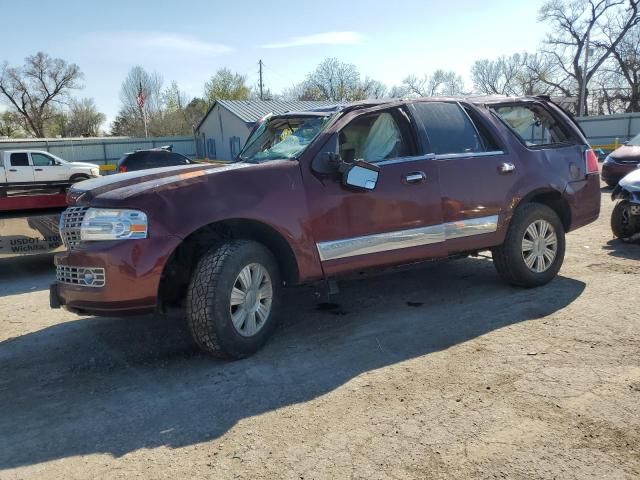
[1,150,99,192]
[601,133,640,187]
[117,146,194,173]
[610,167,640,241]
[51,96,601,359]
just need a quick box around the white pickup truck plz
[0,150,100,192]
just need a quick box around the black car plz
[117,146,195,173]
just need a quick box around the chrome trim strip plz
[434,151,504,160]
[316,215,499,261]
[317,224,445,261]
[375,154,436,166]
[444,215,499,240]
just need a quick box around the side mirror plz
[342,161,380,191]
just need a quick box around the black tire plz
[70,174,90,183]
[611,201,639,239]
[492,203,566,288]
[186,240,281,359]
[606,180,617,188]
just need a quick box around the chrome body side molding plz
[316,215,499,261]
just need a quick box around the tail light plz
[585,149,599,174]
[118,165,127,173]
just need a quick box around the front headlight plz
[91,167,100,176]
[80,208,148,241]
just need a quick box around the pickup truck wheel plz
[611,201,639,239]
[492,203,565,288]
[70,174,90,183]
[186,240,281,359]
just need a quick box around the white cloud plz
[92,32,233,58]
[262,31,363,49]
[137,33,233,56]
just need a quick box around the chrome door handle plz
[498,162,515,174]
[404,172,426,184]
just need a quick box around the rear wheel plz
[186,240,281,359]
[492,203,566,288]
[611,201,639,239]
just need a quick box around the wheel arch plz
[516,188,571,231]
[158,218,300,308]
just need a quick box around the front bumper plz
[601,161,637,183]
[51,235,181,316]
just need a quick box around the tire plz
[492,203,566,288]
[70,174,90,183]
[606,180,617,188]
[186,240,281,359]
[611,201,639,239]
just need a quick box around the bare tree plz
[603,24,640,111]
[472,53,558,96]
[0,52,83,137]
[400,70,465,97]
[113,66,164,137]
[538,0,639,115]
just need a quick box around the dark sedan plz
[117,146,195,173]
[601,133,640,187]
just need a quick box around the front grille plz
[56,265,105,287]
[60,207,89,250]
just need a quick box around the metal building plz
[195,100,336,161]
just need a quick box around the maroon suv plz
[601,133,640,187]
[51,97,601,358]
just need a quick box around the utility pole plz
[258,60,264,101]
[578,31,591,117]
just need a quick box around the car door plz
[31,152,66,182]
[409,101,520,254]
[5,152,35,184]
[303,106,445,277]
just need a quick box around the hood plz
[69,161,100,168]
[67,162,249,205]
[610,144,640,162]
[619,168,640,192]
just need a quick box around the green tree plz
[204,68,250,104]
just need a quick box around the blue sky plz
[2,0,548,127]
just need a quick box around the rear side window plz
[168,152,191,165]
[411,102,490,155]
[491,103,575,147]
[10,153,29,167]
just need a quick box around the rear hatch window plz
[491,103,579,148]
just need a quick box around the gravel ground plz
[1,187,639,479]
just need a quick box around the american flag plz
[136,82,145,109]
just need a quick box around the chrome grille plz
[60,207,89,250]
[56,265,105,287]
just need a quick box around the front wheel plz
[611,201,639,239]
[492,203,566,288]
[186,240,281,359]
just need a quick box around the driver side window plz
[339,110,411,163]
[31,153,55,167]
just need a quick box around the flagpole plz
[143,106,148,138]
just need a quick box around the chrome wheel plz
[229,263,273,337]
[521,220,557,273]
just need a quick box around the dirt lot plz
[1,187,639,480]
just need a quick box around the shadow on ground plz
[0,254,55,297]
[603,238,640,261]
[0,257,585,470]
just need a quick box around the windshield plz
[239,115,329,162]
[627,133,640,146]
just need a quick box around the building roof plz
[196,100,337,130]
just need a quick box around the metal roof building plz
[195,100,336,160]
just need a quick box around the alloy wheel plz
[229,263,273,337]
[521,220,558,273]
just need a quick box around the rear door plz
[409,101,520,254]
[31,152,67,182]
[304,106,445,277]
[5,152,35,184]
